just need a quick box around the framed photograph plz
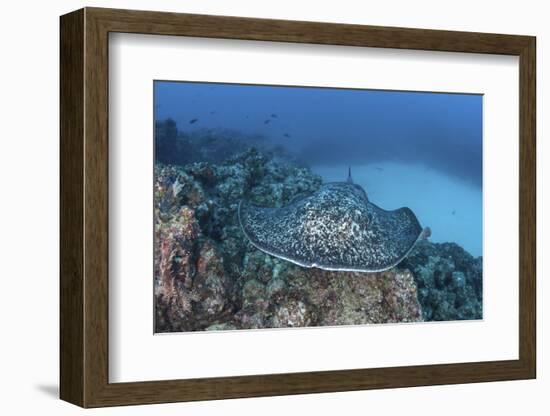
[60,7,536,408]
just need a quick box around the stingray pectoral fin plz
[238,199,315,268]
[239,184,426,273]
[287,191,313,205]
[238,200,284,254]
[362,204,424,270]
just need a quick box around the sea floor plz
[311,162,483,257]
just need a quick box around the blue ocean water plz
[154,81,483,257]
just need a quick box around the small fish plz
[375,166,384,172]
[451,210,456,216]
[209,110,216,115]
[283,133,291,138]
[271,113,278,118]
[264,119,271,124]
[189,118,198,124]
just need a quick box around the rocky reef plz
[154,130,482,332]
[400,241,482,321]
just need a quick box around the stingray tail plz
[347,166,353,183]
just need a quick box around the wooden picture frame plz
[60,7,536,408]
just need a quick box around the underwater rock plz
[154,205,200,332]
[242,250,289,284]
[266,277,287,300]
[271,299,311,327]
[193,240,235,319]
[242,279,268,310]
[399,240,482,321]
[186,161,217,186]
[286,268,423,326]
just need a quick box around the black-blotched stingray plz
[238,168,430,272]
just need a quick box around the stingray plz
[238,168,430,272]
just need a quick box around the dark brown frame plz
[60,7,536,408]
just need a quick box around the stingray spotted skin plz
[238,182,428,272]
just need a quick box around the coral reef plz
[235,252,423,329]
[154,120,276,166]
[154,139,482,332]
[399,240,482,321]
[154,147,323,331]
